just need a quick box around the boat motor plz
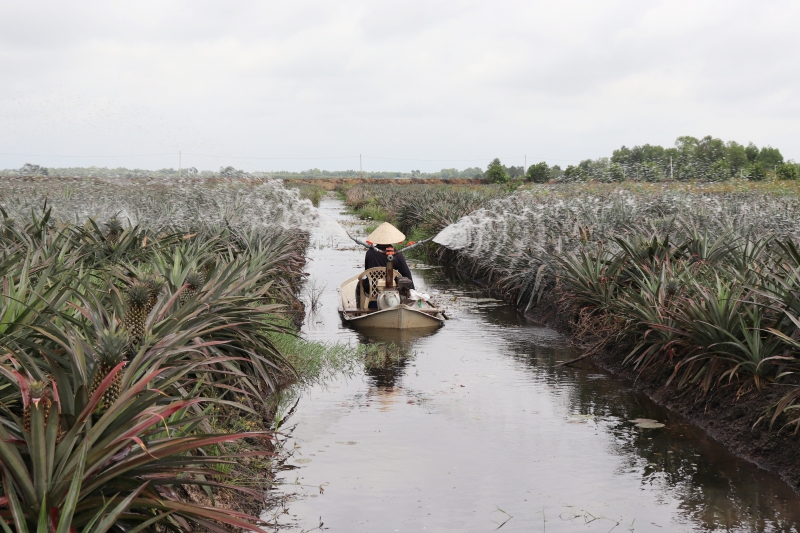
[377,246,401,309]
[396,277,413,299]
[377,288,401,310]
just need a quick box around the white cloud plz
[0,0,798,172]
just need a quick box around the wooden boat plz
[338,267,445,329]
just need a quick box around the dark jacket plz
[365,247,414,288]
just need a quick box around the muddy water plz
[271,197,800,532]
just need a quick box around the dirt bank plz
[526,296,800,494]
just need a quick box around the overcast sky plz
[0,1,797,172]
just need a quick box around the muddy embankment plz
[524,294,800,494]
[284,177,484,189]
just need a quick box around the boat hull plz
[338,269,445,330]
[340,304,444,329]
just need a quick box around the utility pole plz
[360,154,362,179]
[178,151,182,178]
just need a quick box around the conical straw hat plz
[367,222,405,245]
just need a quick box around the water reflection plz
[275,197,800,532]
[419,266,800,532]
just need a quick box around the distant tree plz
[549,165,563,180]
[506,165,524,179]
[696,135,726,163]
[461,167,483,178]
[562,165,587,182]
[748,161,766,181]
[411,170,422,178]
[725,141,748,175]
[611,146,633,165]
[745,142,759,163]
[634,144,667,163]
[675,136,700,157]
[185,167,198,176]
[20,163,48,176]
[439,168,459,178]
[525,162,549,183]
[776,163,799,181]
[220,166,245,177]
[757,146,784,168]
[485,158,510,184]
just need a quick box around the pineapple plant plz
[124,282,150,346]
[180,271,205,304]
[142,273,165,313]
[22,380,52,434]
[105,217,123,245]
[91,328,130,411]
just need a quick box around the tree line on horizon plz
[485,135,798,184]
[4,135,797,183]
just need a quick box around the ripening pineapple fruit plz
[180,271,205,304]
[124,282,150,346]
[23,380,52,434]
[142,273,165,313]
[105,217,123,245]
[91,328,129,411]
[664,280,682,301]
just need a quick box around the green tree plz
[611,146,633,165]
[507,165,524,179]
[725,141,748,175]
[745,142,759,163]
[461,166,483,178]
[485,158,510,184]
[696,135,726,163]
[757,146,784,168]
[549,165,563,180]
[776,163,799,181]
[20,163,48,176]
[525,162,550,183]
[563,165,587,182]
[635,144,666,163]
[675,136,700,157]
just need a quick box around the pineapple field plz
[0,176,320,530]
[341,180,800,488]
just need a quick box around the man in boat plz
[364,222,415,284]
[358,222,415,308]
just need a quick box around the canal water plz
[270,197,800,532]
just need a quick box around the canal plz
[270,196,800,532]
